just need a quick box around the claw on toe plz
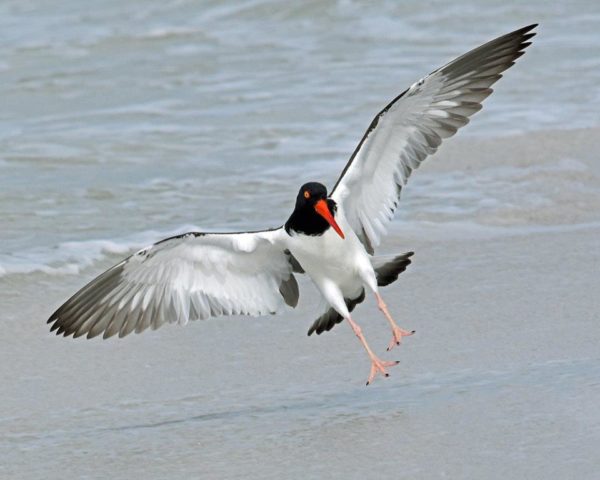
[366,358,400,385]
[386,326,415,351]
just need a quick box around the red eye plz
[304,191,310,199]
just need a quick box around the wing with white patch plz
[332,25,537,253]
[48,228,299,339]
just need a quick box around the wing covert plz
[331,25,537,253]
[47,228,299,339]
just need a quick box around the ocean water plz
[2,0,600,272]
[1,1,600,479]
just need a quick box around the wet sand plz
[2,128,600,478]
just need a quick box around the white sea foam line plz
[2,219,600,280]
[0,225,202,278]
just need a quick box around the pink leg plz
[347,316,399,385]
[375,292,415,351]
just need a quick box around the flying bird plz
[48,25,537,384]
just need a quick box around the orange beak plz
[314,199,345,239]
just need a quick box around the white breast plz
[285,210,373,297]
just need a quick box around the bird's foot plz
[387,325,415,351]
[375,292,415,351]
[366,356,400,385]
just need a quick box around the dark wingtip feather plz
[375,252,415,287]
[512,24,537,38]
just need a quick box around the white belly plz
[285,212,374,297]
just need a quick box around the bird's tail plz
[307,251,414,336]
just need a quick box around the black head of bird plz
[286,182,345,239]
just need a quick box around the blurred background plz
[1,1,599,479]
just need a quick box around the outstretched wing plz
[332,25,537,253]
[47,228,299,339]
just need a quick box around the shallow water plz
[1,0,600,273]
[1,1,600,479]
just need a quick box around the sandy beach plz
[2,126,599,479]
[2,1,600,477]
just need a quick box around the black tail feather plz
[307,289,365,336]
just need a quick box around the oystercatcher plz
[48,25,537,384]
